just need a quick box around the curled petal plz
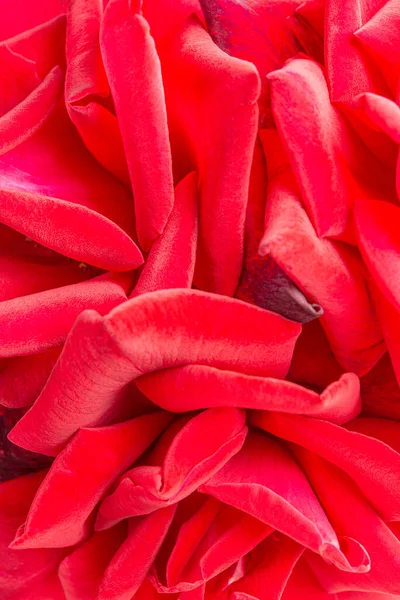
[131,172,198,297]
[252,412,400,521]
[95,408,247,528]
[201,432,370,574]
[10,412,172,549]
[100,0,174,250]
[0,272,131,357]
[137,368,360,424]
[10,289,300,455]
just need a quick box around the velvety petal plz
[201,432,370,573]
[296,0,325,37]
[296,450,400,594]
[282,558,333,599]
[98,507,176,600]
[199,0,320,125]
[228,534,304,600]
[10,412,172,549]
[145,3,260,294]
[325,0,388,103]
[251,411,400,521]
[0,186,142,272]
[95,408,247,528]
[152,496,272,592]
[137,368,360,424]
[0,348,60,408]
[237,137,323,324]
[0,471,66,596]
[370,282,400,385]
[0,102,139,262]
[0,67,63,156]
[354,0,400,97]
[59,524,128,600]
[259,156,384,375]
[100,0,174,250]
[0,272,131,357]
[350,93,400,144]
[267,59,390,241]
[131,172,198,297]
[10,289,300,455]
[65,0,129,182]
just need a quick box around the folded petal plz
[201,432,370,573]
[296,450,400,594]
[267,58,389,241]
[251,411,400,521]
[0,272,131,357]
[65,0,128,182]
[131,172,198,297]
[96,408,247,528]
[360,353,400,420]
[98,507,176,600]
[100,0,174,250]
[137,368,360,424]
[145,4,260,294]
[10,412,171,549]
[59,524,127,600]
[0,349,60,408]
[10,289,300,455]
[259,161,384,375]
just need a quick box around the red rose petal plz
[0,272,131,357]
[298,451,400,594]
[252,412,400,521]
[145,5,260,294]
[137,368,360,424]
[59,523,128,600]
[131,172,198,297]
[10,412,171,549]
[10,289,300,455]
[259,160,384,375]
[98,507,176,600]
[201,432,370,574]
[100,0,174,251]
[0,0,63,42]
[95,408,247,528]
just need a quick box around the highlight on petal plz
[10,289,300,455]
[137,368,360,424]
[100,0,175,250]
[201,432,370,574]
[0,272,132,357]
[10,412,171,549]
[131,172,198,297]
[95,408,247,529]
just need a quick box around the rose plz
[1,0,400,599]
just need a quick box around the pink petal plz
[360,353,400,420]
[252,411,400,521]
[95,408,247,528]
[131,172,198,297]
[100,0,174,250]
[0,272,131,357]
[0,0,63,42]
[10,289,300,455]
[201,432,370,573]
